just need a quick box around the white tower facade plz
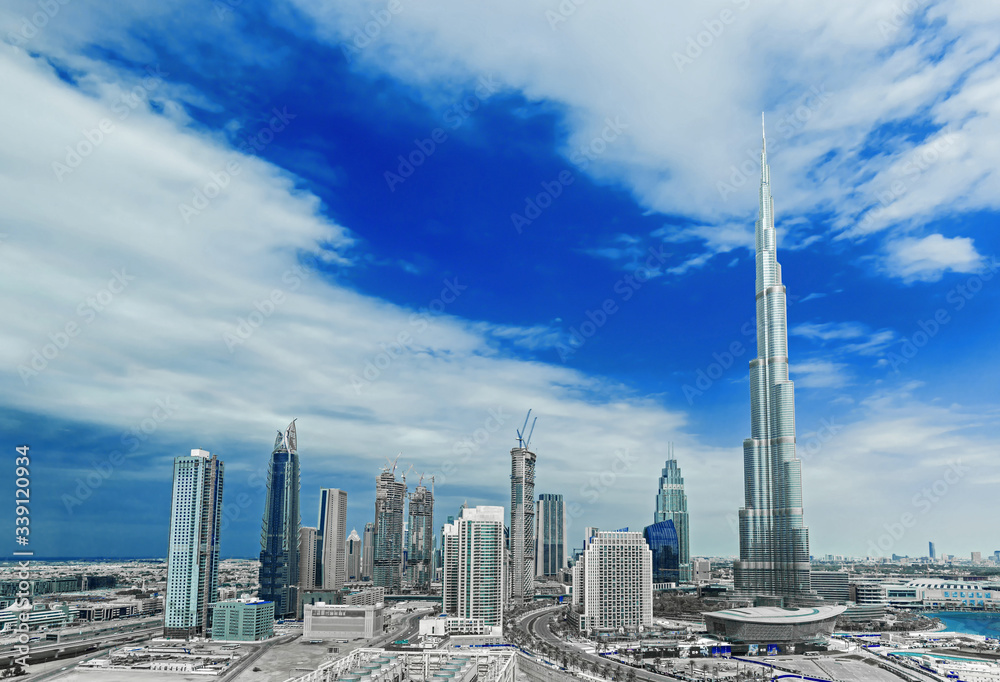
[165,449,224,638]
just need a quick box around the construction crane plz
[401,463,414,484]
[383,453,401,475]
[516,409,537,451]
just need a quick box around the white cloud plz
[884,233,982,282]
[287,0,1000,278]
[792,360,850,389]
[792,322,867,341]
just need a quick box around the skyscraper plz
[734,123,812,602]
[442,506,505,628]
[346,529,362,581]
[654,446,691,582]
[929,541,936,560]
[318,488,348,591]
[536,494,566,577]
[643,520,680,584]
[407,483,434,592]
[299,526,320,590]
[259,420,301,618]
[373,467,405,593]
[510,443,536,604]
[361,522,375,581]
[165,449,224,638]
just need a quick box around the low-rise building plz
[303,602,384,641]
[210,598,274,642]
[703,605,846,649]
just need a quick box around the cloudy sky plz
[2,0,998,561]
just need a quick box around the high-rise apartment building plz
[362,522,375,581]
[346,529,362,582]
[373,468,406,593]
[299,526,320,590]
[654,446,691,582]
[165,449,224,638]
[259,421,301,618]
[536,494,566,577]
[571,530,652,636]
[442,506,505,628]
[319,488,348,591]
[510,444,536,604]
[734,124,813,602]
[407,483,434,592]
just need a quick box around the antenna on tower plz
[516,409,537,450]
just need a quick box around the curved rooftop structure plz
[703,605,846,644]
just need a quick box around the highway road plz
[519,607,710,682]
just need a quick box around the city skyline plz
[5,1,1000,563]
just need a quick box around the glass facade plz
[643,520,680,584]
[536,493,566,577]
[654,446,691,582]
[373,470,405,593]
[734,127,812,601]
[259,421,301,618]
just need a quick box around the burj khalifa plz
[734,120,812,602]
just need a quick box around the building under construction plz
[406,481,434,592]
[510,411,537,605]
[373,462,406,594]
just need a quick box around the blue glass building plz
[643,520,680,585]
[259,420,301,618]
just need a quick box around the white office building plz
[165,449,224,638]
[319,488,348,590]
[442,506,505,629]
[572,530,652,637]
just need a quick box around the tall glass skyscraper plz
[734,124,812,601]
[654,444,691,582]
[373,468,405,593]
[165,449,224,638]
[536,493,566,577]
[407,483,434,592]
[259,420,301,618]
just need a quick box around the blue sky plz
[2,0,999,561]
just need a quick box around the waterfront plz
[927,612,1000,639]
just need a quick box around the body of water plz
[926,611,1000,639]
